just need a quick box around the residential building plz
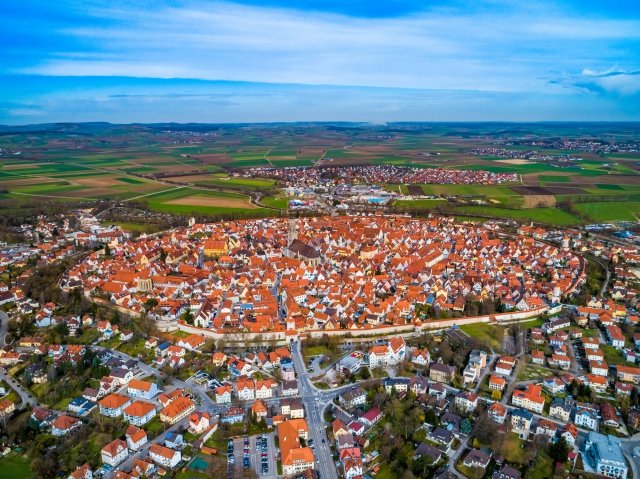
[581,431,628,479]
[101,439,128,467]
[149,443,181,469]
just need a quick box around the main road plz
[291,339,338,479]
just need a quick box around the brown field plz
[0,177,66,187]
[166,195,256,209]
[523,195,556,208]
[73,176,131,188]
[162,175,211,183]
[2,162,48,170]
[495,159,533,165]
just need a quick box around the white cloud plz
[18,0,640,95]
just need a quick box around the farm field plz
[0,122,639,223]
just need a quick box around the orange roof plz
[128,379,155,392]
[277,419,314,467]
[150,443,178,459]
[99,393,131,409]
[160,395,194,419]
[124,400,156,417]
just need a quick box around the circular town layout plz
[65,215,585,336]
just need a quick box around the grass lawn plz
[303,344,331,358]
[602,344,626,365]
[459,323,506,352]
[393,199,448,209]
[499,432,527,464]
[0,452,35,479]
[452,205,581,226]
[574,201,640,222]
[372,463,401,479]
[517,362,556,381]
[261,195,289,209]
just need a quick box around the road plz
[291,339,338,479]
[0,368,38,408]
[0,311,8,348]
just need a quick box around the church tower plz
[288,217,298,247]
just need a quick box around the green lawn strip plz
[116,177,145,184]
[0,452,35,479]
[451,205,581,226]
[574,201,640,222]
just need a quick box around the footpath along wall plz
[170,305,555,343]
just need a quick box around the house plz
[125,425,148,451]
[67,397,96,415]
[98,393,132,417]
[215,384,232,404]
[549,398,571,422]
[359,406,383,427]
[492,464,522,479]
[581,431,628,479]
[165,432,184,450]
[255,378,277,399]
[277,419,315,475]
[542,376,565,394]
[561,423,578,449]
[428,427,454,448]
[574,404,599,431]
[511,384,545,414]
[489,375,507,391]
[340,386,367,408]
[535,418,558,441]
[236,375,255,401]
[411,348,431,366]
[463,449,491,470]
[430,362,456,384]
[67,464,93,479]
[282,380,299,396]
[160,396,195,425]
[463,349,488,384]
[384,377,410,394]
[335,355,362,374]
[455,391,479,414]
[189,411,212,434]
[617,365,640,384]
[343,456,364,479]
[123,400,157,426]
[221,406,244,424]
[414,442,442,464]
[511,408,534,439]
[0,399,16,418]
[127,379,160,400]
[177,334,206,351]
[281,398,305,419]
[149,443,181,469]
[51,415,81,436]
[101,439,128,467]
[601,403,621,428]
[488,402,508,424]
[251,399,269,419]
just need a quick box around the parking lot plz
[227,432,277,479]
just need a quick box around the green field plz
[1,123,639,223]
[574,201,640,222]
[452,205,581,225]
[0,452,35,479]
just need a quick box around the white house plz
[101,439,128,467]
[149,444,181,469]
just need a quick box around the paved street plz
[291,339,338,479]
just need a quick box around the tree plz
[104,243,111,256]
[548,437,569,464]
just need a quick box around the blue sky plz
[1,0,639,124]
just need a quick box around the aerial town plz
[0,195,639,479]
